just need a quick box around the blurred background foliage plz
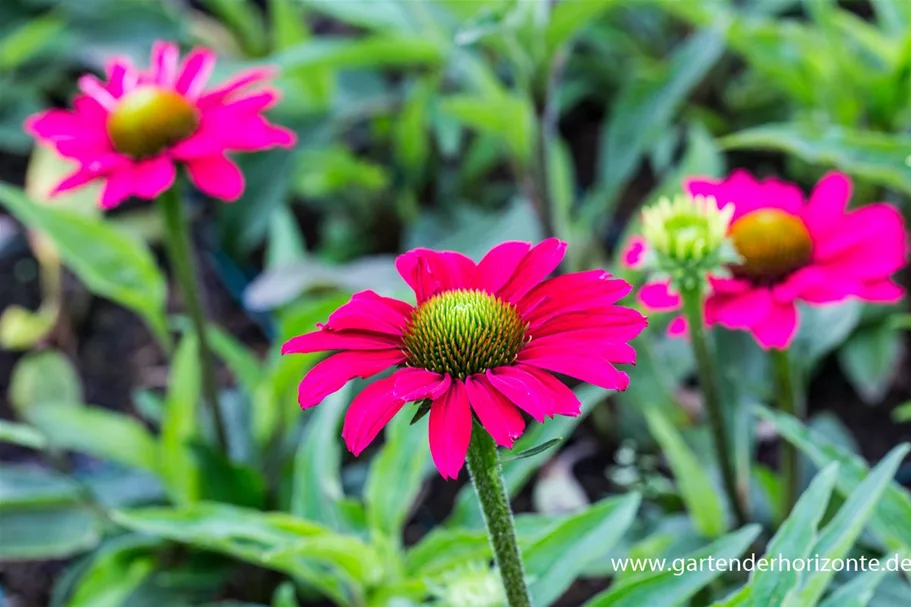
[0,0,910,606]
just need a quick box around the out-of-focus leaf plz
[792,300,864,371]
[527,493,640,607]
[366,408,431,542]
[207,324,264,398]
[404,527,491,577]
[788,445,909,606]
[291,386,349,530]
[837,323,903,405]
[26,402,158,473]
[189,442,265,509]
[0,14,64,70]
[272,581,300,607]
[0,183,169,347]
[201,0,267,56]
[721,124,911,195]
[583,525,761,607]
[265,204,307,269]
[160,333,202,504]
[0,506,102,561]
[870,0,911,38]
[757,406,911,552]
[112,503,380,603]
[0,419,46,450]
[818,568,887,607]
[65,535,161,607]
[9,349,82,416]
[298,0,416,32]
[645,408,728,537]
[502,438,563,464]
[546,0,619,56]
[895,402,911,423]
[594,29,725,215]
[272,35,441,71]
[0,465,80,508]
[395,78,433,184]
[0,305,57,350]
[439,94,535,164]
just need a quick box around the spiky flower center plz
[402,289,528,379]
[106,86,199,158]
[729,209,812,283]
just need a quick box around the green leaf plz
[546,0,619,57]
[583,525,762,607]
[0,506,103,560]
[200,0,267,56]
[8,349,82,416]
[189,442,265,509]
[272,581,300,607]
[0,464,80,508]
[0,304,57,350]
[837,322,902,404]
[745,464,839,606]
[207,324,264,399]
[272,35,441,72]
[299,0,416,32]
[645,408,729,537]
[404,527,492,577]
[756,406,911,552]
[112,503,380,603]
[438,94,535,164]
[720,124,911,196]
[291,386,349,530]
[26,402,159,473]
[65,535,161,607]
[366,405,431,541]
[527,493,641,607]
[0,183,169,347]
[595,29,724,214]
[160,332,202,504]
[788,445,910,606]
[448,385,605,528]
[894,402,911,423]
[0,419,47,450]
[0,14,65,70]
[818,568,888,607]
[500,438,563,464]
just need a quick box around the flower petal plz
[705,287,773,329]
[100,168,135,209]
[297,350,404,409]
[498,238,567,303]
[429,381,472,480]
[341,375,406,456]
[749,303,799,350]
[150,40,180,87]
[175,47,217,100]
[485,367,552,422]
[281,329,401,354]
[393,368,452,401]
[323,290,412,335]
[801,172,852,241]
[638,280,681,312]
[465,374,525,448]
[197,67,276,107]
[856,279,904,303]
[621,236,646,269]
[522,339,636,366]
[395,249,475,302]
[667,316,688,337]
[185,155,245,201]
[474,241,531,293]
[517,348,630,392]
[519,365,581,416]
[132,156,176,199]
[530,307,648,343]
[521,271,631,328]
[814,204,907,279]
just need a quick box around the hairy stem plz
[465,428,532,607]
[680,285,749,528]
[159,185,228,451]
[771,347,803,522]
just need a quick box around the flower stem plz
[465,428,532,607]
[159,185,228,451]
[679,284,749,528]
[771,347,803,522]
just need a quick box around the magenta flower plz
[25,41,295,209]
[625,171,907,349]
[282,239,647,479]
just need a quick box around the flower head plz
[25,41,296,209]
[282,238,647,479]
[428,562,506,607]
[626,171,908,349]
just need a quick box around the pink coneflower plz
[625,171,907,349]
[282,239,647,479]
[25,41,295,209]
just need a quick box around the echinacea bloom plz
[25,41,295,208]
[624,171,907,349]
[283,239,647,479]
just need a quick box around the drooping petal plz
[100,168,136,209]
[686,170,804,222]
[474,241,531,293]
[105,57,138,98]
[704,287,773,329]
[149,40,180,87]
[813,204,907,279]
[281,329,401,354]
[393,368,452,401]
[519,365,581,416]
[429,381,472,479]
[465,374,525,448]
[197,67,277,107]
[521,339,636,366]
[132,156,176,199]
[297,350,404,409]
[772,266,851,305]
[801,172,852,241]
[517,348,630,392]
[485,367,552,421]
[856,279,904,303]
[341,375,406,456]
[77,74,117,111]
[175,47,217,100]
[185,155,245,201]
[498,238,567,303]
[667,316,688,337]
[520,271,631,328]
[530,307,648,343]
[395,249,475,302]
[749,303,799,350]
[323,290,412,335]
[637,280,681,313]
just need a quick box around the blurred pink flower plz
[624,171,907,349]
[283,238,647,479]
[25,41,295,209]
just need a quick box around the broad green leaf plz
[788,445,910,606]
[0,419,46,450]
[546,0,619,57]
[594,29,724,215]
[112,503,378,603]
[291,386,349,529]
[0,464,80,508]
[189,442,265,509]
[0,183,169,347]
[720,124,911,196]
[527,493,641,607]
[0,14,64,70]
[299,0,416,32]
[160,333,202,504]
[0,304,57,350]
[65,535,161,607]
[201,0,267,56]
[745,464,839,606]
[837,323,902,404]
[8,349,82,416]
[26,402,159,473]
[272,581,300,607]
[272,35,441,72]
[870,0,911,38]
[207,324,264,398]
[405,527,492,577]
[0,506,102,560]
[818,568,888,607]
[583,525,762,607]
[645,408,728,537]
[438,94,535,164]
[394,78,434,184]
[756,406,911,552]
[448,384,605,527]
[366,406,431,542]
